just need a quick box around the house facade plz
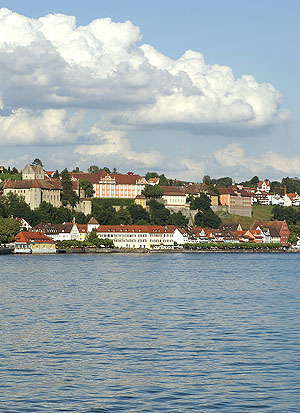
[3,179,61,209]
[257,180,270,193]
[22,164,45,180]
[218,186,252,217]
[160,186,187,207]
[250,220,289,246]
[33,222,90,242]
[71,171,148,199]
[96,225,174,249]
[14,231,56,254]
[134,194,147,209]
[2,164,62,210]
[284,193,300,207]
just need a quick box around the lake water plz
[0,253,299,412]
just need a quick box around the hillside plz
[216,205,273,229]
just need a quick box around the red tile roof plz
[96,225,173,233]
[111,173,144,184]
[70,170,108,183]
[160,186,186,196]
[15,231,55,243]
[3,179,61,190]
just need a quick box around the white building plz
[257,180,270,193]
[96,225,174,249]
[267,194,284,206]
[166,225,189,244]
[2,164,61,210]
[284,193,300,207]
[160,186,187,208]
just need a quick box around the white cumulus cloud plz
[0,8,288,138]
[0,108,82,145]
[75,129,163,168]
[213,143,300,176]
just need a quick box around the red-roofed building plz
[148,177,159,186]
[250,220,289,246]
[96,225,174,249]
[257,180,270,193]
[1,164,62,210]
[284,193,300,207]
[160,186,187,207]
[70,171,148,199]
[14,231,56,254]
[218,186,252,217]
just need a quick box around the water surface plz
[1,253,299,411]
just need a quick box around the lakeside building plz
[32,221,90,242]
[14,231,56,254]
[96,225,174,249]
[250,220,289,246]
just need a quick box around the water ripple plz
[0,253,299,411]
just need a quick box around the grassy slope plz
[216,205,273,229]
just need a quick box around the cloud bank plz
[0,8,295,181]
[0,7,288,142]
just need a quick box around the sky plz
[0,0,299,182]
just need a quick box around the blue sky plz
[0,1,299,181]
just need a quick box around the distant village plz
[0,161,298,254]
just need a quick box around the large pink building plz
[71,171,148,199]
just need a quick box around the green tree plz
[116,207,133,225]
[0,201,8,217]
[86,228,99,245]
[194,208,221,228]
[61,168,79,207]
[159,174,169,186]
[168,211,188,226]
[88,165,100,174]
[142,184,163,199]
[288,224,300,245]
[203,175,212,185]
[249,176,259,186]
[127,204,150,224]
[0,217,21,244]
[213,177,232,187]
[190,194,211,211]
[94,204,117,225]
[53,170,60,179]
[149,199,170,225]
[54,206,73,224]
[35,202,56,224]
[79,179,95,198]
[0,193,35,224]
[32,158,43,167]
[145,172,159,180]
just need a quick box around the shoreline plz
[59,247,292,254]
[4,247,297,255]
